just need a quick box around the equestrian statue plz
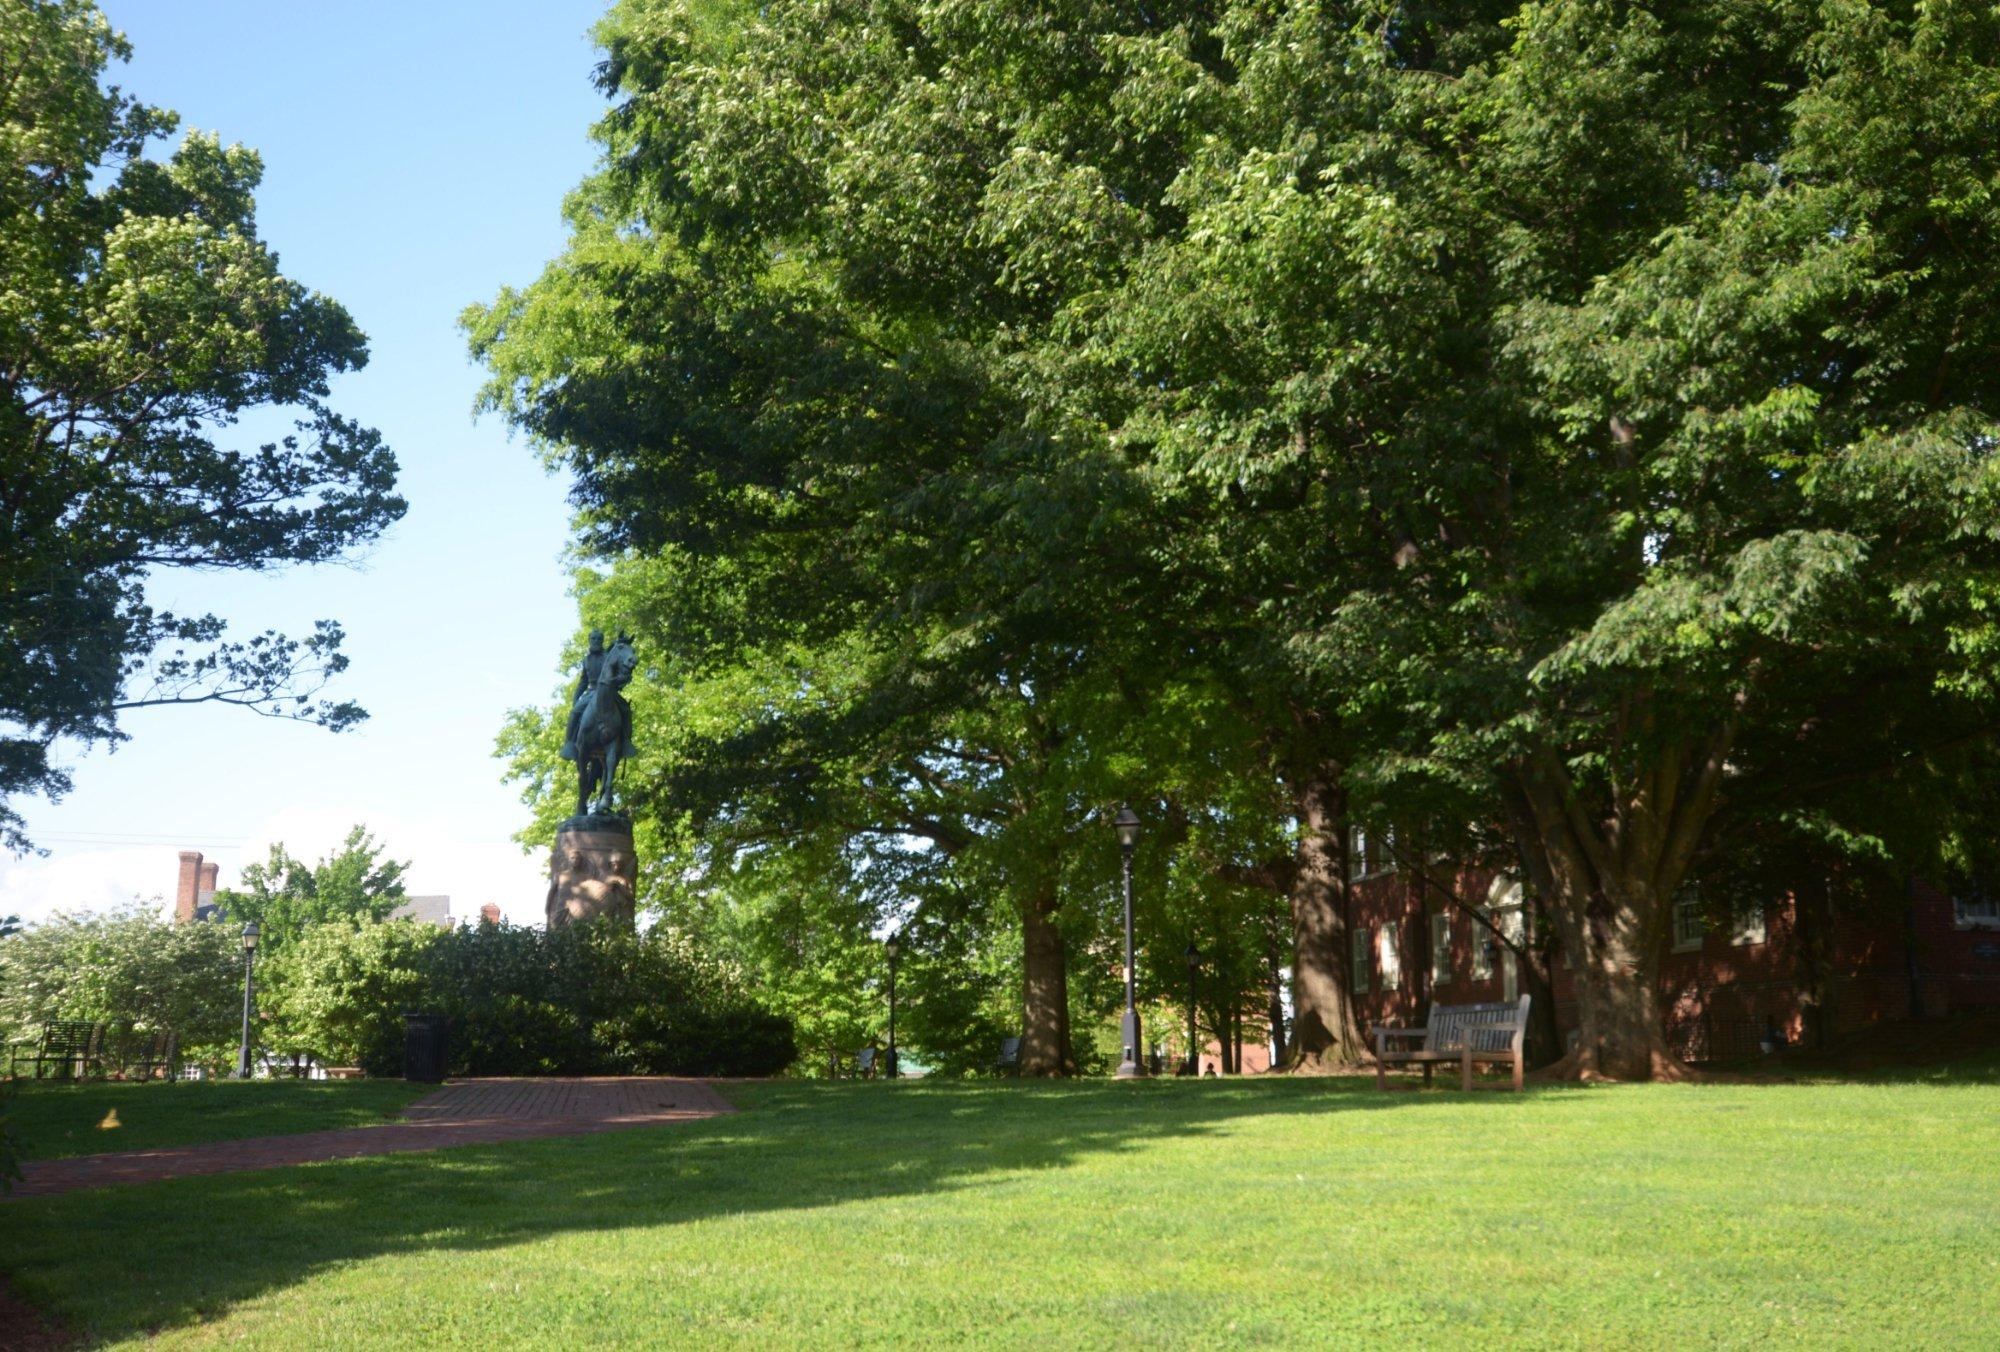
[560,629,636,820]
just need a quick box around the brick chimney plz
[198,860,219,908]
[175,851,203,924]
[479,903,503,926]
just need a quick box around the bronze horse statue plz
[564,634,636,818]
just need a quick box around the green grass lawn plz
[4,1072,1998,1348]
[7,1078,430,1161]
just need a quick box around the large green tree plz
[211,825,411,953]
[477,0,2000,1082]
[1088,0,2000,1078]
[0,0,404,851]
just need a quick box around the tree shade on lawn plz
[3,1070,1998,1346]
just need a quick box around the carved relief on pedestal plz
[545,823,636,929]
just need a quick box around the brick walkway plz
[7,1077,733,1199]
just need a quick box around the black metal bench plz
[9,1020,106,1080]
[120,1027,178,1080]
[992,1036,1021,1076]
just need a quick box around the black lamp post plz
[1113,805,1143,1080]
[884,928,902,1079]
[1184,941,1200,1076]
[237,920,260,1079]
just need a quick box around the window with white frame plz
[1352,927,1371,993]
[1430,911,1453,986]
[1349,827,1368,878]
[1381,825,1398,875]
[1956,883,2000,929]
[1471,912,1494,979]
[1379,921,1402,991]
[1672,888,1705,953]
[1730,903,1767,946]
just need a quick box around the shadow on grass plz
[0,1077,1553,1341]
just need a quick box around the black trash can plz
[403,1012,449,1083]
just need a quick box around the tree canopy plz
[475,0,2000,1078]
[0,0,405,852]
[211,825,411,952]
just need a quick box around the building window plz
[1352,927,1371,994]
[1672,889,1705,953]
[1430,912,1452,986]
[1350,826,1399,878]
[1731,904,1767,946]
[1957,884,2000,930]
[1379,921,1401,991]
[1471,914,1494,979]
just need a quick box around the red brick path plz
[7,1077,733,1199]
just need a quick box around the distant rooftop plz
[389,895,453,928]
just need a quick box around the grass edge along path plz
[1,1074,1997,1348]
[6,1078,432,1162]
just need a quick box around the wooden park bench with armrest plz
[1372,997,1531,1092]
[8,1020,106,1080]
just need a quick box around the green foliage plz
[264,918,439,1068]
[268,920,795,1077]
[213,825,411,953]
[473,0,2000,1075]
[0,905,239,1062]
[0,0,404,852]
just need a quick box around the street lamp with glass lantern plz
[1113,805,1143,1080]
[884,928,902,1079]
[237,920,260,1079]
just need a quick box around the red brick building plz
[1344,830,2000,1060]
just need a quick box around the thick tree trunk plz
[1018,888,1073,1076]
[1512,721,1733,1082]
[1284,772,1367,1070]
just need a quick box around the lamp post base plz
[1115,1008,1144,1079]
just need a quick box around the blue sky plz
[3,1,613,923]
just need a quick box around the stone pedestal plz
[545,816,637,929]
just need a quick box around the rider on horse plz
[560,629,607,762]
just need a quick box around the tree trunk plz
[1284,772,1367,1070]
[1208,1001,1234,1073]
[1018,887,1072,1076]
[1492,794,1578,1070]
[1511,723,1733,1082]
[1794,875,1833,1051]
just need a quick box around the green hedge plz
[273,921,795,1078]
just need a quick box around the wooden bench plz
[1372,997,1531,1091]
[8,1020,106,1080]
